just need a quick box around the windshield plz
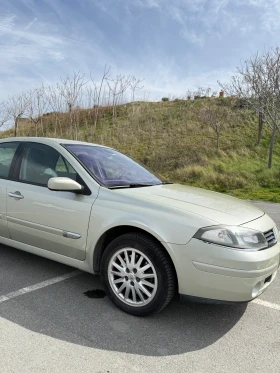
[64,144,163,188]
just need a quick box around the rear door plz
[6,141,98,260]
[0,141,20,239]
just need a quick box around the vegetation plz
[2,47,280,203]
[1,93,280,202]
[220,47,280,169]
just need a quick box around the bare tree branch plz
[0,101,10,128]
[56,71,87,139]
[5,94,28,136]
[25,86,48,136]
[90,64,111,136]
[219,47,280,168]
[199,99,232,149]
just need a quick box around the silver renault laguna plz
[0,137,279,316]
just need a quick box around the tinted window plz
[0,142,19,178]
[65,144,162,187]
[54,155,77,181]
[20,143,78,186]
[55,155,76,174]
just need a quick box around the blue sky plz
[1,0,280,101]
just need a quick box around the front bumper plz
[173,239,279,302]
[166,215,280,303]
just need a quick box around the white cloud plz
[181,30,204,46]
[121,0,280,42]
[0,14,16,35]
[142,67,234,100]
[132,0,160,9]
[140,0,160,8]
[1,0,280,104]
[0,11,70,77]
[24,16,37,30]
[237,0,280,32]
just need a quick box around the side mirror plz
[48,177,84,193]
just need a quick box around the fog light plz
[252,282,261,298]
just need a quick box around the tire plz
[100,232,176,317]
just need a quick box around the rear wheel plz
[101,233,176,316]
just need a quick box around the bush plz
[161,97,169,102]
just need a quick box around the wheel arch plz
[92,225,178,287]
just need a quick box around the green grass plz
[165,148,280,202]
[3,98,280,203]
[231,188,280,203]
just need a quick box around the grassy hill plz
[2,98,280,202]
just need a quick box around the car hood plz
[118,184,264,225]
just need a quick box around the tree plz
[199,99,232,150]
[0,101,10,128]
[6,94,28,136]
[45,84,64,137]
[258,111,263,145]
[220,47,280,168]
[90,64,111,136]
[130,77,144,114]
[194,87,212,99]
[56,71,87,139]
[25,86,48,136]
[107,75,132,120]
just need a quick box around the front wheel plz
[100,233,176,316]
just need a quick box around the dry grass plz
[2,98,280,202]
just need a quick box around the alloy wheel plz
[108,247,158,307]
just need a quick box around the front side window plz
[54,155,77,180]
[0,142,19,178]
[64,144,162,188]
[20,143,78,186]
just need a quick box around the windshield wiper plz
[108,182,173,189]
[108,183,157,189]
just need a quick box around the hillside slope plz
[2,98,280,202]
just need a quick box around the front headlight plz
[193,225,268,251]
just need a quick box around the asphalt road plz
[0,200,280,373]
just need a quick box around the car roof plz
[0,137,107,148]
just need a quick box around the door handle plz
[8,192,24,200]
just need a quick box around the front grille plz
[263,228,277,247]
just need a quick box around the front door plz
[6,142,97,260]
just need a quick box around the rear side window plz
[0,142,19,178]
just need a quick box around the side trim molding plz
[7,216,81,239]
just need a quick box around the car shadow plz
[0,245,247,356]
